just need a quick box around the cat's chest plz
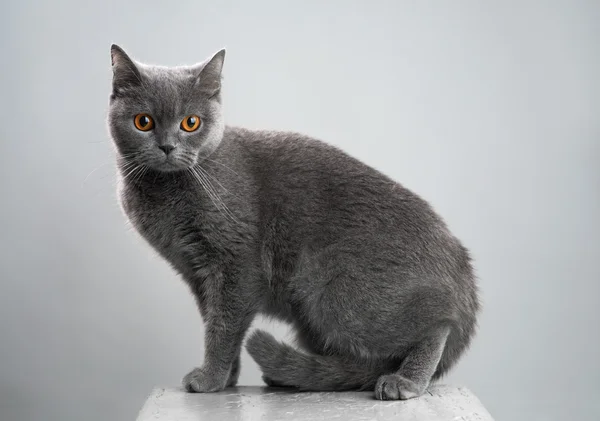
[120,180,207,271]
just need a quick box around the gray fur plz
[107,45,480,400]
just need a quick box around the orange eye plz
[180,115,201,132]
[134,114,154,131]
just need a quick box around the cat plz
[107,44,480,400]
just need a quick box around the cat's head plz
[107,45,225,172]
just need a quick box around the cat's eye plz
[180,115,201,132]
[134,114,154,131]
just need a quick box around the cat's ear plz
[110,44,142,93]
[193,49,226,97]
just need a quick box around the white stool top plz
[136,384,494,420]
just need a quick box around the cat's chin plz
[152,161,193,173]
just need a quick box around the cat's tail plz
[246,330,391,391]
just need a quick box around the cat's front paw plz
[374,374,425,400]
[183,367,227,393]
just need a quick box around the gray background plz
[1,1,598,420]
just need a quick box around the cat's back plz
[227,126,374,178]
[224,127,458,253]
[225,126,437,221]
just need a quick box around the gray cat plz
[107,45,480,400]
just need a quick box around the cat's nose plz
[158,144,176,155]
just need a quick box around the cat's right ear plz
[192,49,226,97]
[110,44,142,94]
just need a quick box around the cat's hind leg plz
[375,326,450,400]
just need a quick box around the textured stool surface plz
[136,384,494,421]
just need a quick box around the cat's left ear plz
[110,44,142,94]
[193,49,226,97]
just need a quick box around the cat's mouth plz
[155,160,187,172]
[120,150,196,174]
[152,153,195,173]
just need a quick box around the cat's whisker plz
[121,164,144,183]
[116,162,137,173]
[189,167,238,223]
[193,167,238,222]
[117,156,142,171]
[190,168,228,217]
[122,168,141,183]
[187,168,225,218]
[118,158,138,168]
[200,157,241,177]
[116,152,140,162]
[197,165,236,198]
[133,164,150,185]
[117,161,138,177]
[83,161,116,185]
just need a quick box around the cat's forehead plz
[143,64,196,80]
[128,65,206,115]
[141,65,196,95]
